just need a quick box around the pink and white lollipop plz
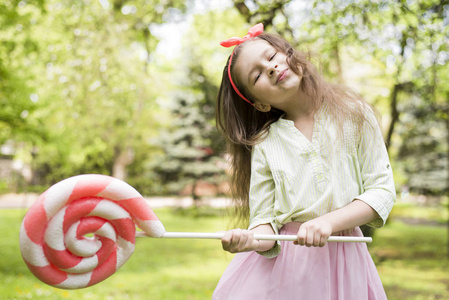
[20,174,371,289]
[19,174,164,289]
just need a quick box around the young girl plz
[212,23,395,299]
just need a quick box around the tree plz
[150,9,244,199]
[153,91,224,201]
[2,0,189,189]
[228,0,449,238]
[0,1,46,149]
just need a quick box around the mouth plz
[277,69,288,84]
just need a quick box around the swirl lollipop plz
[20,174,371,289]
[19,174,164,289]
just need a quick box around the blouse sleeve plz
[248,143,281,258]
[355,108,396,228]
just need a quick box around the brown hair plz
[216,32,374,227]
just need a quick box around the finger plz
[230,228,241,244]
[313,231,321,247]
[296,226,307,246]
[233,229,248,252]
[319,235,327,247]
[221,230,233,250]
[236,230,249,250]
[305,229,314,247]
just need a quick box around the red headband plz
[220,23,264,106]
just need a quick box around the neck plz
[280,89,316,121]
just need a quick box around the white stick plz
[136,231,372,243]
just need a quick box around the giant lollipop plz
[20,174,371,289]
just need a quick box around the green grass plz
[0,208,234,300]
[1,203,448,299]
[389,202,448,224]
[370,203,449,300]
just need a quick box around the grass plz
[389,202,448,224]
[0,207,234,300]
[370,203,449,300]
[1,202,448,299]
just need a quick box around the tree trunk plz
[385,83,401,151]
[333,43,344,85]
[233,0,251,21]
[191,179,199,202]
[112,147,134,180]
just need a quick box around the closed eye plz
[254,52,277,84]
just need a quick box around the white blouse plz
[248,103,396,257]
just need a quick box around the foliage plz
[0,0,46,146]
[1,0,191,191]
[306,0,449,193]
[0,0,449,193]
[396,98,448,194]
[152,91,225,198]
[230,0,449,194]
[150,8,247,197]
[2,0,449,195]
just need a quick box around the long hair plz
[216,32,374,227]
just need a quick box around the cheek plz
[254,85,271,99]
[251,82,266,94]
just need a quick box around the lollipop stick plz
[136,231,372,243]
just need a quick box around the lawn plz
[371,203,449,300]
[1,203,448,299]
[0,207,234,300]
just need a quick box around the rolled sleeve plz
[248,144,280,258]
[355,109,396,228]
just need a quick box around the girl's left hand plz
[295,218,333,247]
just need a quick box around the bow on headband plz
[220,23,264,106]
[220,23,264,48]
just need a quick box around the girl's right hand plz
[221,229,260,253]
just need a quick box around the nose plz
[268,64,278,77]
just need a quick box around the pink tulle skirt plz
[212,222,387,300]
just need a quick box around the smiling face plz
[233,39,302,111]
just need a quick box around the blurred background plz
[1,0,448,299]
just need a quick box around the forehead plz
[239,39,272,57]
[234,39,273,83]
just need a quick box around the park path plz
[0,193,230,209]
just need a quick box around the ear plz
[254,102,271,112]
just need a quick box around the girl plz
[212,23,395,300]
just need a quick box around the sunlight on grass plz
[390,202,448,224]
